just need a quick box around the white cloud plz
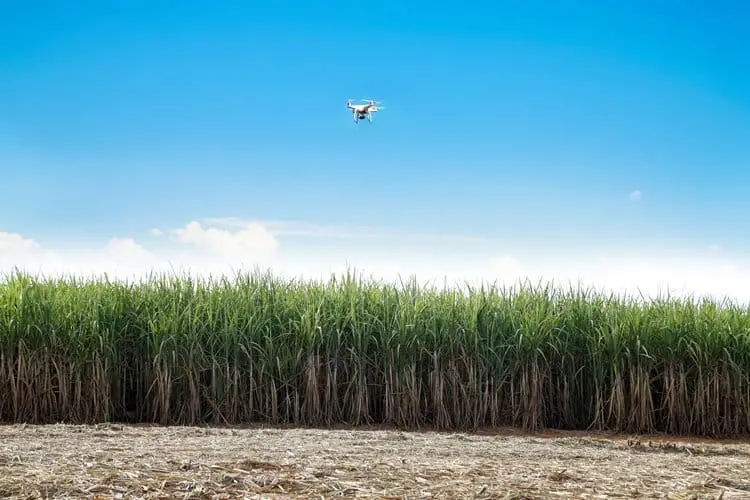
[1,219,750,305]
[503,253,750,304]
[105,237,152,263]
[150,228,163,237]
[0,231,39,254]
[171,220,278,260]
[204,217,488,244]
[488,254,524,278]
[629,190,642,201]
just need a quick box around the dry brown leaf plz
[0,423,749,499]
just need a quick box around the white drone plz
[346,99,384,124]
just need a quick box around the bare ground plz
[1,423,750,499]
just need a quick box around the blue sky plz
[2,1,750,297]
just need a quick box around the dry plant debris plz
[1,423,749,499]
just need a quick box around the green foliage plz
[0,269,748,437]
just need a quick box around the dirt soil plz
[1,423,749,499]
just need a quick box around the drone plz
[346,99,384,124]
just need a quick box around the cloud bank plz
[1,219,749,304]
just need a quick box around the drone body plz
[346,99,384,124]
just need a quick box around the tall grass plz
[0,269,749,437]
